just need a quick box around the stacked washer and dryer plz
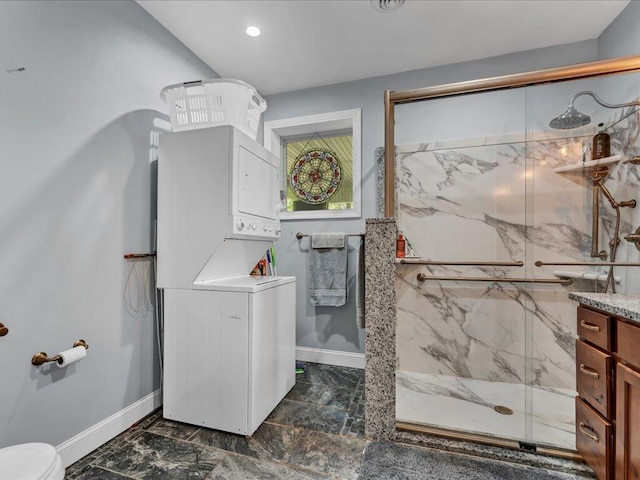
[157,84,296,436]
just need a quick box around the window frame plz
[263,109,361,220]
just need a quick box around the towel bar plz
[535,260,640,267]
[416,273,573,286]
[399,259,523,267]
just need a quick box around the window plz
[264,109,361,220]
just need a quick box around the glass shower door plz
[394,88,531,445]
[393,63,640,454]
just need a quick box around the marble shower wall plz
[396,118,640,392]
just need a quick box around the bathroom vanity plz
[571,292,640,480]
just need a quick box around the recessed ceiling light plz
[246,26,261,37]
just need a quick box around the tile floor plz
[65,362,367,480]
[64,362,589,480]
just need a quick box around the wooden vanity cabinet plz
[576,305,615,480]
[576,305,640,480]
[616,363,640,480]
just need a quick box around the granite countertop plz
[569,292,640,323]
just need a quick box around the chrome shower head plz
[549,106,591,130]
[549,91,640,130]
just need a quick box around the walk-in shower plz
[378,58,640,456]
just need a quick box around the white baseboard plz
[56,389,162,467]
[296,346,365,369]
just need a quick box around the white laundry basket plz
[160,79,267,140]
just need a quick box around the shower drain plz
[494,405,514,415]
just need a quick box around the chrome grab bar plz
[536,260,640,267]
[415,273,572,286]
[400,259,523,267]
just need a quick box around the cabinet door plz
[576,397,612,480]
[616,363,640,480]
[577,306,613,351]
[576,339,613,418]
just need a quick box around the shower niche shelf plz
[553,154,621,175]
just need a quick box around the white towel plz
[309,233,348,307]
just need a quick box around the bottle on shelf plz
[592,123,610,160]
[396,234,406,258]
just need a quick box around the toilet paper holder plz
[31,339,89,366]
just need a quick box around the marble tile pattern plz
[396,370,576,450]
[569,292,640,322]
[362,222,592,474]
[358,441,591,480]
[393,122,640,450]
[66,361,367,480]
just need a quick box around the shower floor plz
[396,370,576,451]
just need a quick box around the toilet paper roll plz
[56,345,87,368]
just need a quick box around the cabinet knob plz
[0,323,8,337]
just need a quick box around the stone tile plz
[266,399,346,434]
[66,430,146,476]
[343,395,365,437]
[146,417,201,441]
[394,430,595,477]
[358,441,587,480]
[286,380,354,410]
[207,453,333,480]
[189,422,299,462]
[297,362,363,390]
[342,414,365,438]
[284,429,368,480]
[94,431,224,479]
[72,465,136,480]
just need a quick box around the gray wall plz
[0,0,215,448]
[598,0,640,60]
[264,40,598,355]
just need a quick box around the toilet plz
[0,443,65,480]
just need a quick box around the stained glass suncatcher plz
[289,148,342,204]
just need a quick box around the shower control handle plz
[0,323,7,337]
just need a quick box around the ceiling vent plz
[371,0,405,12]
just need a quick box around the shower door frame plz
[384,54,640,217]
[380,54,640,459]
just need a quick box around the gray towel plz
[309,233,348,307]
[356,237,365,328]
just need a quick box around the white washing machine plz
[157,126,295,436]
[163,276,295,436]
